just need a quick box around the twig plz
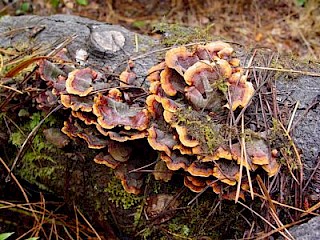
[256,175,294,239]
[237,201,292,240]
[255,218,307,240]
[75,206,102,240]
[0,157,44,234]
[286,101,299,132]
[291,95,320,131]
[244,66,320,77]
[297,29,317,60]
[302,154,320,193]
[5,104,62,182]
[74,203,80,240]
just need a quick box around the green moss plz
[152,22,215,46]
[8,111,62,190]
[104,174,142,210]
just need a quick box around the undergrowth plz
[9,111,63,190]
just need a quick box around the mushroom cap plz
[71,111,97,125]
[146,95,163,118]
[96,125,146,142]
[115,164,144,195]
[174,125,199,148]
[206,180,221,194]
[173,144,193,155]
[212,161,240,186]
[230,143,257,171]
[183,60,215,89]
[165,46,199,76]
[160,97,180,113]
[61,118,107,149]
[66,68,97,96]
[262,157,280,177]
[246,138,271,165]
[119,68,137,87]
[77,129,108,149]
[153,161,173,182]
[93,93,149,131]
[161,152,191,171]
[201,146,233,162]
[147,61,166,82]
[147,125,177,156]
[61,118,80,138]
[160,66,186,97]
[38,59,66,83]
[187,161,213,177]
[226,81,255,110]
[61,94,93,112]
[196,41,234,60]
[94,152,120,169]
[108,141,132,162]
[184,176,206,193]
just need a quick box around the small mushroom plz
[147,125,177,156]
[184,176,206,193]
[160,67,185,96]
[119,68,137,86]
[61,94,93,112]
[212,160,240,186]
[147,61,166,83]
[226,81,255,110]
[262,157,280,177]
[108,141,132,162]
[196,41,233,60]
[206,180,222,194]
[93,93,149,131]
[187,161,214,177]
[161,152,191,171]
[71,111,97,125]
[94,152,120,169]
[66,68,98,96]
[77,129,108,149]
[114,164,144,195]
[38,59,66,83]
[95,125,146,142]
[165,46,199,76]
[174,125,199,148]
[153,161,173,182]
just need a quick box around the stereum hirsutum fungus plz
[145,41,280,199]
[37,41,280,200]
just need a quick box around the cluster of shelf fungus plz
[37,41,280,200]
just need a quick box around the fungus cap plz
[66,68,97,96]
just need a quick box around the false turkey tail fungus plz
[44,42,282,199]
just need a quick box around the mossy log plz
[0,15,319,239]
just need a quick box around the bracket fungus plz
[36,42,282,200]
[144,41,280,198]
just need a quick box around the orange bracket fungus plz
[38,41,281,200]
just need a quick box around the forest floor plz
[0,1,320,240]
